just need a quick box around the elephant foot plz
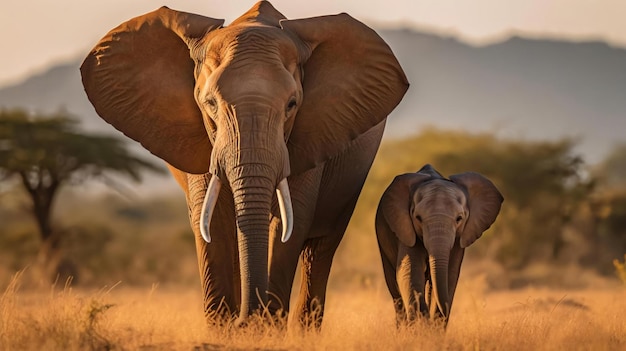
[204,311,236,330]
[202,301,239,329]
[429,315,449,330]
[232,309,288,330]
[395,313,447,332]
[296,300,324,331]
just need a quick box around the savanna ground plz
[3,128,626,350]
[1,268,624,351]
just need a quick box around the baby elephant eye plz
[286,98,297,112]
[456,215,463,223]
[415,215,422,222]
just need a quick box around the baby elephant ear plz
[280,14,409,174]
[81,7,224,174]
[450,172,504,248]
[380,173,431,247]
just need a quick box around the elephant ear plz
[80,7,224,174]
[449,172,504,248]
[380,173,432,247]
[280,14,409,174]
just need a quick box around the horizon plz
[2,0,626,86]
[1,1,624,174]
[1,25,623,89]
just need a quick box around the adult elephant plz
[81,1,408,327]
[376,165,503,327]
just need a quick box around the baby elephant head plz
[379,164,503,320]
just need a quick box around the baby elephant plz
[376,164,503,326]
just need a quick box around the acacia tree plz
[598,143,626,188]
[587,144,626,273]
[0,109,165,276]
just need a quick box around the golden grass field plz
[1,271,624,351]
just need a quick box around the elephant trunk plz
[226,148,291,325]
[424,223,454,321]
[199,108,293,324]
[200,175,292,244]
[231,175,274,323]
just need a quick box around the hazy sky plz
[1,0,625,86]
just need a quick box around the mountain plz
[1,29,625,173]
[377,30,626,163]
[0,62,110,132]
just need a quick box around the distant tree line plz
[353,127,626,278]
[1,110,625,288]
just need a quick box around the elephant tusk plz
[200,175,222,243]
[276,178,293,243]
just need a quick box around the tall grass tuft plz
[0,272,118,350]
[0,271,23,347]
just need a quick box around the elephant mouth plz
[199,174,293,243]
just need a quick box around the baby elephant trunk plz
[424,224,454,321]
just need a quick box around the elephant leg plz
[447,241,465,317]
[187,173,239,325]
[193,235,239,325]
[267,165,324,320]
[396,244,429,324]
[293,233,344,329]
[292,120,386,329]
[380,250,406,326]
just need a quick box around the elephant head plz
[81,1,408,323]
[380,164,503,320]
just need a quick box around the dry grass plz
[1,271,624,351]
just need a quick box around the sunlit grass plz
[1,271,624,350]
[614,254,626,284]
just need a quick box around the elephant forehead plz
[198,26,301,100]
[212,63,297,104]
[205,25,299,69]
[415,180,466,208]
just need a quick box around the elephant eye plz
[415,215,422,222]
[286,98,297,113]
[205,97,218,114]
[456,215,463,223]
